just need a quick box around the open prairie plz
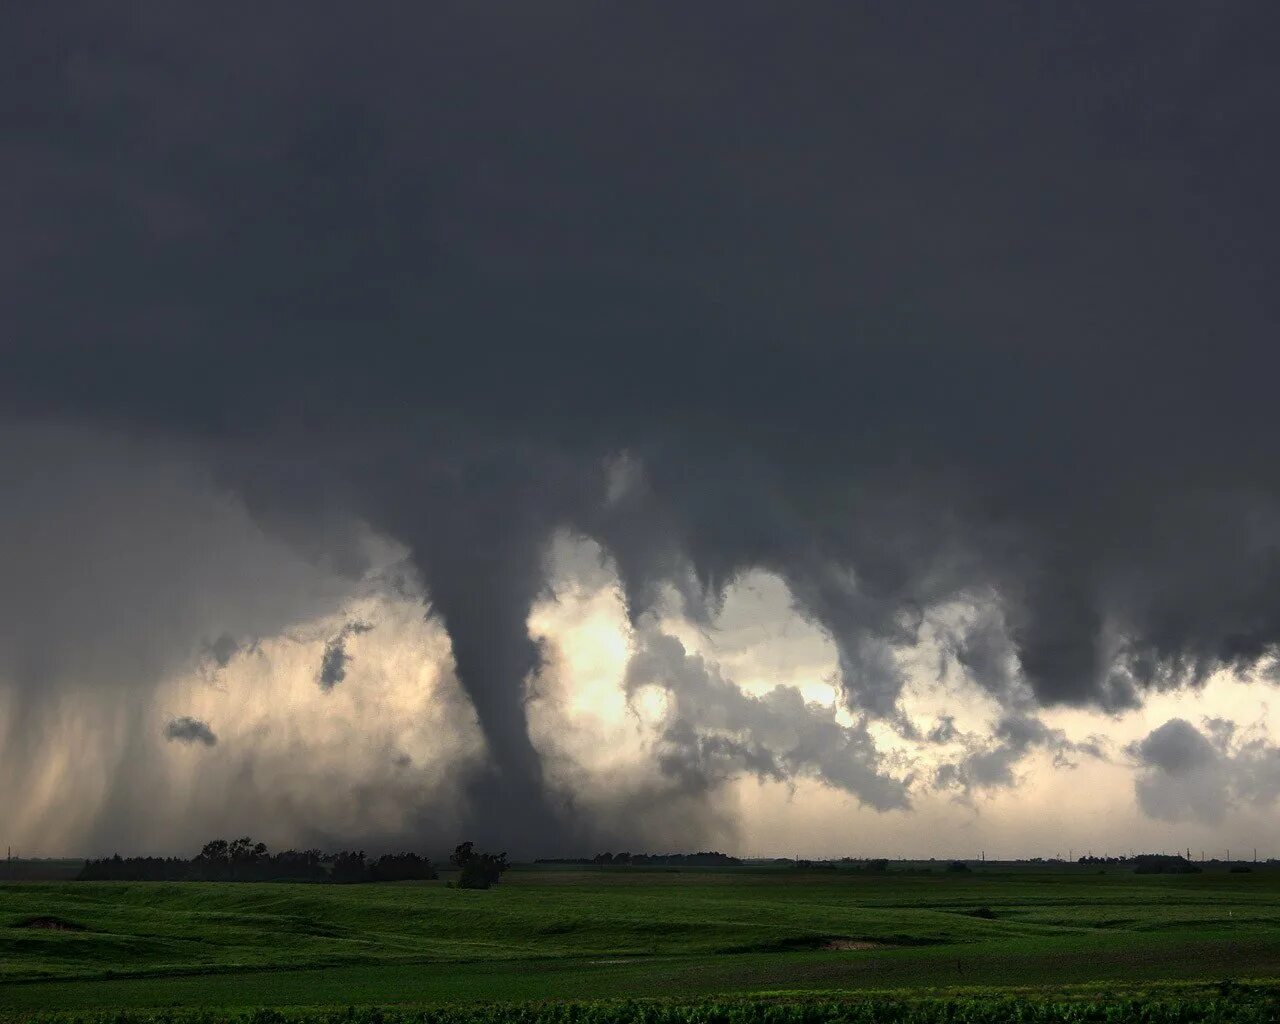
[3,865,1279,1019]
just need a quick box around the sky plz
[4,3,1280,859]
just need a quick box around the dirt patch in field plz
[761,935,906,953]
[821,938,884,951]
[15,915,86,931]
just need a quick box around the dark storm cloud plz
[934,713,1106,798]
[0,425,356,704]
[164,716,217,747]
[317,639,349,692]
[317,621,373,692]
[200,632,248,670]
[625,629,911,811]
[204,634,241,669]
[0,424,367,851]
[937,604,1023,709]
[1129,719,1216,776]
[4,3,1280,846]
[1126,717,1280,823]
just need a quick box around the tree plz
[450,841,509,889]
[371,852,437,881]
[327,850,370,883]
[228,836,269,879]
[197,839,230,864]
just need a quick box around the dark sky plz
[4,3,1280,850]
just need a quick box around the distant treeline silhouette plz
[1076,854,1201,874]
[78,837,438,883]
[536,851,743,866]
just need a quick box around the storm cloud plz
[4,3,1280,850]
[317,621,374,691]
[1127,718,1280,824]
[164,716,217,747]
[934,714,1106,799]
[625,629,911,811]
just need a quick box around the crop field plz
[3,866,1280,1022]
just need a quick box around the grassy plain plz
[2,866,1279,1018]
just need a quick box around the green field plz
[3,866,1279,1020]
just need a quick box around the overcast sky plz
[4,3,1280,858]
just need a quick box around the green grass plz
[2,867,1279,1018]
[9,991,1280,1024]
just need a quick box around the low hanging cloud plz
[1127,718,1280,824]
[164,716,217,747]
[934,602,1026,710]
[317,621,375,691]
[203,633,245,670]
[624,628,911,811]
[934,714,1107,799]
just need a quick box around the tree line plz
[536,851,743,867]
[77,837,510,887]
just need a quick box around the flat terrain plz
[2,866,1279,1016]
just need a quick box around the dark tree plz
[450,841,509,889]
[371,852,438,881]
[79,838,439,883]
[327,850,370,883]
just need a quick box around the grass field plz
[3,866,1279,1020]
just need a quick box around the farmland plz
[2,865,1279,1021]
